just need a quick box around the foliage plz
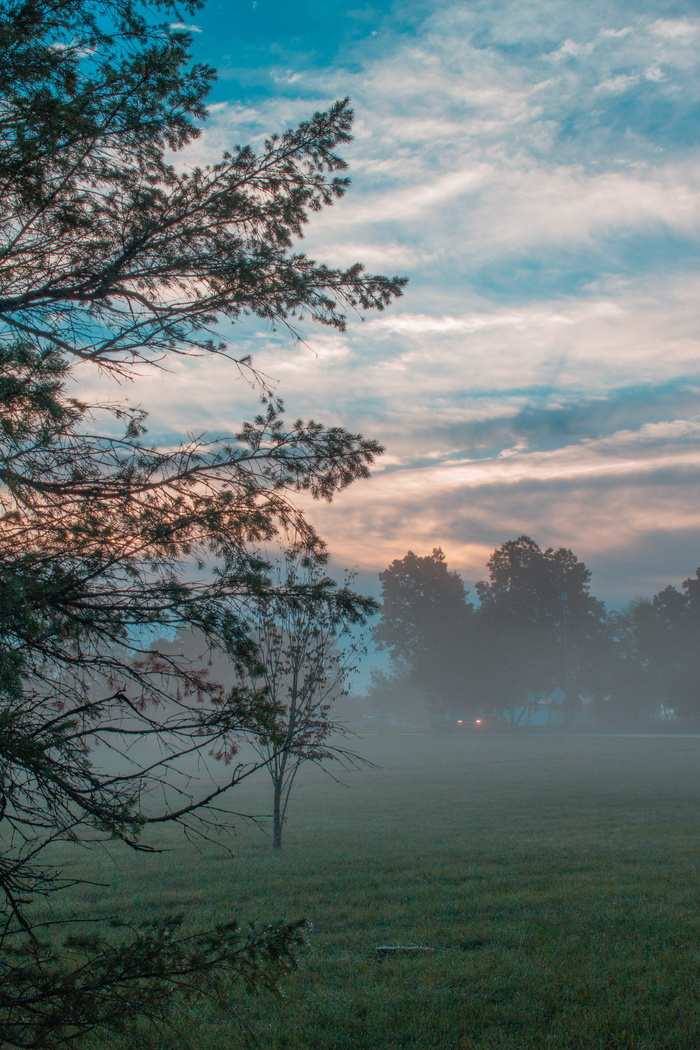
[474,535,608,708]
[374,538,699,723]
[0,0,405,1043]
[373,540,609,715]
[373,548,475,711]
[242,558,372,849]
[475,536,602,626]
[0,0,403,374]
[612,570,700,718]
[1,915,308,1050]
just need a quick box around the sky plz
[114,0,700,607]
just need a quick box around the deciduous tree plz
[475,536,608,710]
[613,570,700,719]
[242,559,371,850]
[374,549,475,711]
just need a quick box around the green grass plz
[36,732,700,1048]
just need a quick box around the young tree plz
[242,559,371,850]
[0,0,405,1044]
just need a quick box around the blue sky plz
[98,0,700,607]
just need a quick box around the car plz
[431,712,501,733]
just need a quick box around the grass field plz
[44,731,700,1049]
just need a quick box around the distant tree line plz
[372,537,700,723]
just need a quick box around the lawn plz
[40,731,700,1049]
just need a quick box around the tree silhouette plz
[475,536,607,712]
[374,549,475,711]
[615,570,700,718]
[0,0,405,1043]
[243,559,371,850]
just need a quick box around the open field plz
[42,732,700,1049]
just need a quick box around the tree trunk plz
[272,780,283,850]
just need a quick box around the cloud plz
[300,427,700,605]
[102,273,700,472]
[595,74,641,95]
[651,18,698,42]
[104,0,700,607]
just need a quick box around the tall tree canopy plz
[0,1,405,1045]
[475,536,608,706]
[375,540,699,725]
[374,539,613,720]
[613,569,700,719]
[374,549,475,710]
[475,535,602,628]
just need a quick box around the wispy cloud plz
[170,21,202,33]
[301,423,700,601]
[133,0,700,604]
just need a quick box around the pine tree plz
[0,1,405,1044]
